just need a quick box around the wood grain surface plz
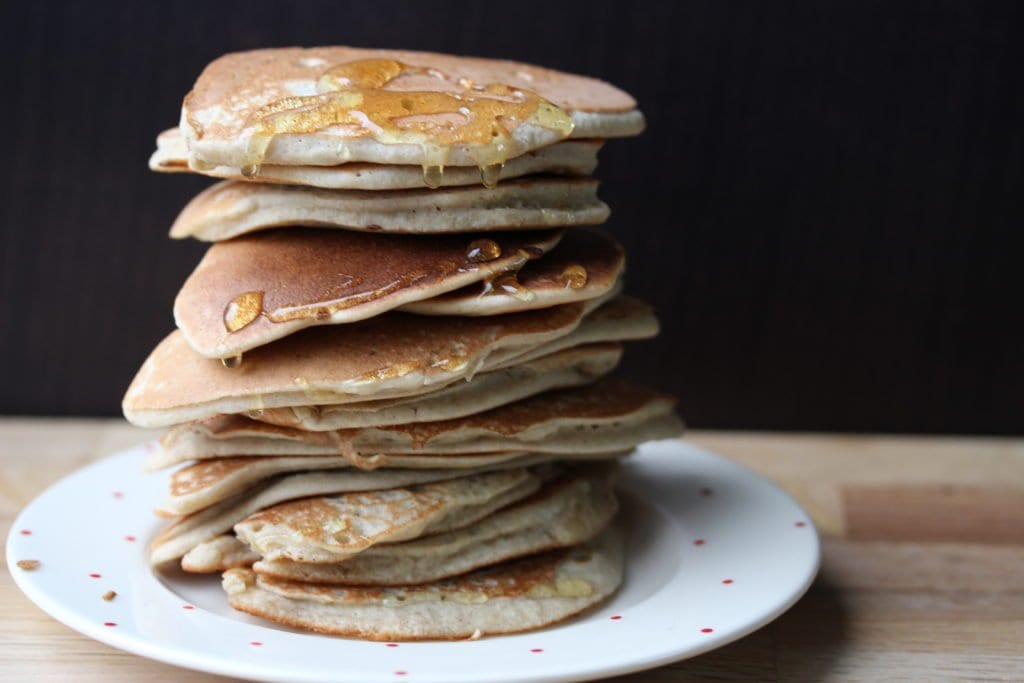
[2,419,1021,681]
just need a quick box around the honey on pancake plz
[480,162,504,189]
[561,264,588,289]
[422,164,444,189]
[351,360,429,387]
[265,270,428,324]
[239,59,574,186]
[326,430,384,470]
[482,272,535,302]
[465,238,502,263]
[224,291,264,332]
[215,233,550,337]
[221,354,243,368]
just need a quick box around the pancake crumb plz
[102,590,117,602]
[466,629,483,641]
[16,559,40,571]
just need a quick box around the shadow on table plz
[608,574,849,682]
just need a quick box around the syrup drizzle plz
[484,272,535,302]
[239,59,574,187]
[465,238,502,263]
[561,264,588,289]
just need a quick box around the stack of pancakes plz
[123,46,683,640]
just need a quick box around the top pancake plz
[181,47,644,171]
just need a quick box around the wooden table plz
[2,418,1022,681]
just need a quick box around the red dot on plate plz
[182,605,195,610]
[89,573,102,579]
[530,648,543,653]
[112,492,124,499]
[124,535,136,542]
[795,521,807,528]
[610,615,622,621]
[693,539,706,546]
[700,487,713,496]
[701,627,714,633]
[250,641,263,647]
[104,622,117,627]
[20,529,32,536]
[395,672,407,677]
[385,643,399,648]
[722,579,734,584]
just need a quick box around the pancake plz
[254,465,617,586]
[253,342,621,431]
[157,458,533,522]
[181,46,644,173]
[181,535,258,573]
[124,301,589,428]
[402,228,624,316]
[151,128,603,190]
[152,460,562,565]
[222,525,623,640]
[151,454,622,524]
[233,467,550,563]
[175,228,563,359]
[156,451,537,512]
[124,295,651,428]
[158,378,684,462]
[169,178,609,241]
[488,294,656,370]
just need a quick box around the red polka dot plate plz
[7,439,819,682]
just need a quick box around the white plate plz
[7,440,819,683]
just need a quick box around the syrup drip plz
[485,272,535,302]
[224,291,265,332]
[239,58,574,184]
[222,354,243,369]
[561,264,588,290]
[480,163,504,189]
[325,430,383,469]
[465,238,502,263]
[423,164,444,189]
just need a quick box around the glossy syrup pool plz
[238,58,574,185]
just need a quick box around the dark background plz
[0,1,1020,433]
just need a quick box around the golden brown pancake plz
[158,378,684,461]
[168,177,609,241]
[222,526,623,640]
[158,452,541,514]
[252,343,623,431]
[123,300,594,428]
[174,228,563,358]
[403,228,625,316]
[252,465,618,585]
[152,460,583,564]
[233,467,550,563]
